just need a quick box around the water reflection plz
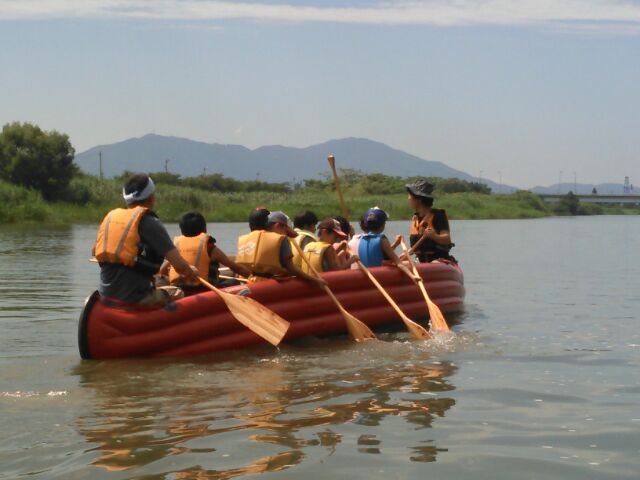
[73,352,457,477]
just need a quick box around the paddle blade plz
[424,291,449,332]
[405,318,433,340]
[342,310,377,342]
[216,290,290,346]
[399,239,450,333]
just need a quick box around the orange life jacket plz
[94,207,149,267]
[169,233,211,286]
[409,209,452,262]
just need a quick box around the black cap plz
[249,207,270,231]
[406,179,435,199]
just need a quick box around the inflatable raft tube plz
[78,261,465,359]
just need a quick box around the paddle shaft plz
[290,240,375,341]
[199,276,227,294]
[291,241,349,314]
[399,239,449,332]
[218,274,248,283]
[355,259,431,339]
[327,155,349,219]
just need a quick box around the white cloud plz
[1,0,640,33]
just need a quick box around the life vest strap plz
[114,207,145,261]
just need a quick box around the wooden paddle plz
[399,239,450,332]
[198,276,290,346]
[327,154,429,339]
[291,242,376,342]
[354,258,432,340]
[218,274,249,283]
[327,154,349,219]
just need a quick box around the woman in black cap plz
[405,180,454,263]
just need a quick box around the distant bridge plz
[539,194,640,206]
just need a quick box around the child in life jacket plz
[300,218,359,274]
[356,207,402,268]
[236,211,327,288]
[162,212,251,291]
[332,215,355,263]
[292,210,319,268]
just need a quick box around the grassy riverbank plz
[1,177,637,225]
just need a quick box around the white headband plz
[123,177,155,205]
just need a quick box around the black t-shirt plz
[98,213,175,303]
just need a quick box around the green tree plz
[555,191,580,215]
[0,122,76,200]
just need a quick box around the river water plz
[0,217,639,479]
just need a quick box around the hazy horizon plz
[1,0,639,188]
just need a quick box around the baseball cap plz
[317,218,348,239]
[267,211,297,237]
[362,207,389,230]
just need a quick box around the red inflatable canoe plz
[78,262,465,359]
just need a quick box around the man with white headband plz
[93,173,199,306]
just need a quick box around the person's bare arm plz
[165,248,199,281]
[158,260,170,276]
[425,227,451,246]
[324,247,341,271]
[212,247,251,278]
[381,237,401,265]
[327,247,358,270]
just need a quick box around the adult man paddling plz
[92,173,199,306]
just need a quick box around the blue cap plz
[362,207,388,230]
[363,207,388,224]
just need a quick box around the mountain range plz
[75,134,630,194]
[75,134,508,191]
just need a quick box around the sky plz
[1,1,639,188]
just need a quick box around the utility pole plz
[164,159,170,174]
[573,172,577,194]
[558,170,563,194]
[98,151,103,180]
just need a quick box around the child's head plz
[293,210,318,231]
[317,218,348,244]
[361,207,388,233]
[249,207,270,231]
[334,215,354,240]
[180,211,207,237]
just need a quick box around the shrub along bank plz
[3,176,635,225]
